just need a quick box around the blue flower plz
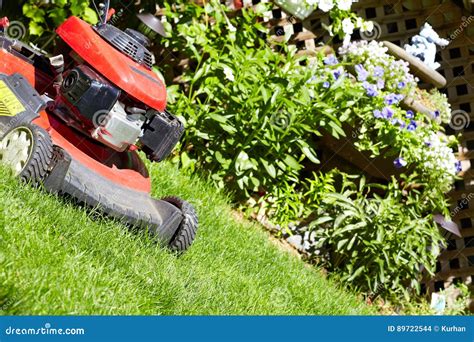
[373,66,384,77]
[324,55,339,66]
[332,67,343,80]
[393,157,407,169]
[391,118,405,128]
[382,107,394,119]
[323,81,331,88]
[407,120,417,131]
[406,110,414,119]
[455,161,462,173]
[425,141,432,147]
[373,109,383,118]
[432,110,440,118]
[384,93,404,105]
[355,64,368,81]
[362,82,378,97]
[398,81,406,89]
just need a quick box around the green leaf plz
[208,113,228,123]
[283,155,301,170]
[28,21,44,36]
[48,8,68,26]
[180,152,194,169]
[260,159,276,178]
[312,216,333,226]
[337,239,349,250]
[82,7,98,24]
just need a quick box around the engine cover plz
[60,64,120,126]
[140,110,184,162]
[91,101,144,152]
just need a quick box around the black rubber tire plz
[161,196,198,252]
[0,123,53,184]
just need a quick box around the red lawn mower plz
[0,2,197,251]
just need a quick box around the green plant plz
[22,0,97,37]
[164,1,328,201]
[309,172,446,302]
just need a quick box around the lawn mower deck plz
[0,11,197,251]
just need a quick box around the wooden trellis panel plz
[240,0,474,293]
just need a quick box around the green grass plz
[0,162,373,315]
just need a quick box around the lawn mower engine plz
[0,4,198,252]
[53,28,182,162]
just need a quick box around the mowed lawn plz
[0,162,373,315]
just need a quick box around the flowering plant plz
[294,0,375,43]
[335,40,459,193]
[296,40,460,299]
[160,0,460,302]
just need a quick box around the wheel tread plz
[161,196,198,252]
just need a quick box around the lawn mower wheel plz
[0,123,53,183]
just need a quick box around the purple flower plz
[398,81,406,89]
[432,110,440,118]
[355,64,369,81]
[377,79,385,90]
[406,110,414,119]
[373,109,383,118]
[324,55,339,66]
[407,120,417,131]
[323,81,330,88]
[384,93,404,105]
[373,66,384,77]
[455,161,462,173]
[362,82,378,97]
[382,107,394,119]
[393,157,407,169]
[332,67,343,80]
[391,118,405,128]
[425,141,432,147]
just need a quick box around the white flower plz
[318,0,334,12]
[223,67,235,82]
[342,18,354,35]
[337,0,352,11]
[361,20,374,33]
[306,0,319,5]
[342,34,351,47]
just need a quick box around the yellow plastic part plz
[0,80,25,116]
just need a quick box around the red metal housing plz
[56,16,167,112]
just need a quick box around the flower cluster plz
[411,132,460,190]
[305,0,354,12]
[339,40,418,98]
[302,0,374,43]
[334,40,459,190]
